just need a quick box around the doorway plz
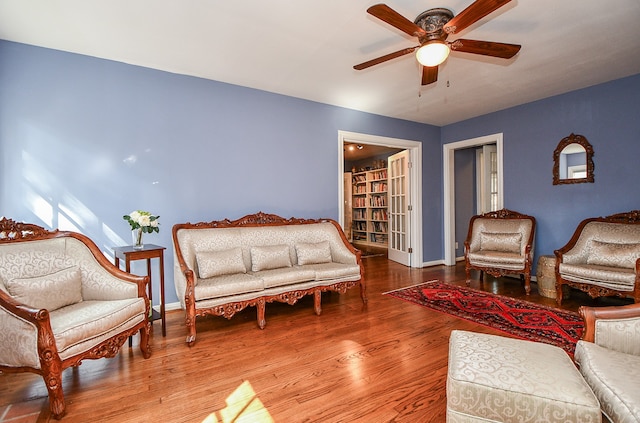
[337,130,423,267]
[443,133,504,266]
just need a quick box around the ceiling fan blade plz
[367,4,427,38]
[354,46,419,70]
[450,39,521,59]
[443,0,512,35]
[422,66,438,86]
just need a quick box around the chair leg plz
[257,298,266,329]
[556,282,564,306]
[360,281,368,304]
[139,322,151,359]
[314,290,322,315]
[41,362,66,419]
[465,266,472,286]
[523,273,531,295]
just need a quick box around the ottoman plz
[446,330,601,423]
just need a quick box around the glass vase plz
[132,228,144,250]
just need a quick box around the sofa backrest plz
[468,217,534,255]
[562,221,640,266]
[175,221,357,275]
[0,236,137,303]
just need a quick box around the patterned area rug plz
[384,281,584,355]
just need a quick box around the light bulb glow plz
[416,42,450,67]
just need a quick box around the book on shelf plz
[370,196,387,207]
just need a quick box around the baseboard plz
[422,259,445,267]
[152,302,182,312]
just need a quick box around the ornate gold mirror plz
[553,133,594,185]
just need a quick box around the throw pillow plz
[6,266,83,311]
[587,241,640,269]
[479,231,522,254]
[250,245,292,272]
[296,241,332,265]
[196,248,246,278]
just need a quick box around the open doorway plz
[338,131,423,267]
[443,133,504,266]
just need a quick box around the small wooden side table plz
[113,244,166,336]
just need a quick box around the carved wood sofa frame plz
[554,210,640,305]
[172,212,367,346]
[464,209,536,294]
[0,218,151,419]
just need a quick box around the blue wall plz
[2,40,639,303]
[0,41,441,304]
[442,74,640,268]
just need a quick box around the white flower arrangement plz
[123,210,160,234]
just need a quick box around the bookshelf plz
[351,168,388,246]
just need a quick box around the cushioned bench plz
[447,330,601,422]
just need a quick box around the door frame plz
[443,133,504,266]
[338,130,423,267]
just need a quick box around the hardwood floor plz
[0,257,629,422]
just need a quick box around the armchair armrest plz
[579,303,640,356]
[0,289,57,368]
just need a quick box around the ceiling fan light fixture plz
[416,41,450,67]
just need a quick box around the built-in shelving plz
[351,169,388,246]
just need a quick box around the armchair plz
[464,209,536,294]
[554,210,640,305]
[575,303,640,423]
[0,218,151,419]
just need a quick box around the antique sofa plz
[172,212,366,345]
[575,303,640,423]
[464,208,536,294]
[0,218,151,419]
[555,210,640,305]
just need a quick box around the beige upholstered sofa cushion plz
[250,245,292,272]
[194,273,264,301]
[447,330,601,423]
[295,241,332,265]
[479,231,522,253]
[196,248,246,278]
[586,240,640,269]
[6,266,83,311]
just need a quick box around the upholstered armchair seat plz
[464,209,536,294]
[466,250,525,268]
[49,299,146,360]
[0,219,151,419]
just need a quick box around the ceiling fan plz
[354,0,521,86]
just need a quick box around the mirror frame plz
[553,133,594,185]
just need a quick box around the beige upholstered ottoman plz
[447,330,601,423]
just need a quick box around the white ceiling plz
[1,1,639,126]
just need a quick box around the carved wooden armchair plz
[575,303,640,422]
[555,210,640,305]
[464,209,536,294]
[0,218,151,419]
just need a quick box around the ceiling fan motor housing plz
[414,8,453,43]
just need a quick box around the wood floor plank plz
[0,257,630,422]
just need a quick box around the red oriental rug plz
[384,281,584,355]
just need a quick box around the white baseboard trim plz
[422,259,446,267]
[152,302,182,312]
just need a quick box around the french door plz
[388,150,411,266]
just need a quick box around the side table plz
[113,244,166,336]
